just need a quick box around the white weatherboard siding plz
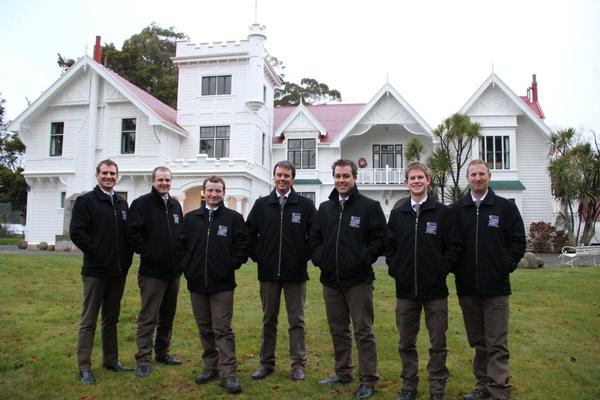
[25,187,65,244]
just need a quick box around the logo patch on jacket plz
[291,212,301,224]
[488,215,500,228]
[425,221,438,235]
[173,214,179,224]
[217,225,229,237]
[121,210,127,220]
[349,216,361,228]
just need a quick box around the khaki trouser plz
[135,275,180,366]
[77,275,127,371]
[396,298,449,394]
[259,281,307,369]
[459,295,511,400]
[323,282,379,383]
[190,290,237,378]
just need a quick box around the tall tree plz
[0,95,27,218]
[275,78,341,106]
[548,128,600,245]
[432,113,482,202]
[58,23,186,108]
[426,147,452,202]
[404,138,424,162]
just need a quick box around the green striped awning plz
[489,180,526,191]
[293,179,322,185]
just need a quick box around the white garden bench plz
[559,245,600,267]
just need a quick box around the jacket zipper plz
[414,210,419,296]
[475,205,480,289]
[277,203,284,277]
[204,212,213,288]
[113,200,121,272]
[335,202,343,283]
[164,200,176,273]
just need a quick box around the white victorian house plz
[8,24,553,246]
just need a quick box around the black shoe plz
[219,376,242,394]
[397,390,418,400]
[136,365,151,377]
[292,367,305,381]
[103,362,133,372]
[463,390,491,400]
[251,365,274,380]
[355,383,375,399]
[79,370,95,384]
[430,393,445,400]
[155,354,182,365]
[318,375,353,385]
[195,369,219,384]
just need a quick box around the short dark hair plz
[404,161,430,180]
[331,159,357,177]
[202,175,226,191]
[152,166,172,181]
[96,159,118,174]
[273,160,296,178]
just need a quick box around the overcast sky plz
[2,0,598,134]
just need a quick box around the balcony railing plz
[357,167,405,185]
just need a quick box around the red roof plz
[519,96,545,119]
[103,66,182,130]
[273,103,365,144]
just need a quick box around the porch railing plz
[357,167,404,185]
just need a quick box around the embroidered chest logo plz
[349,216,361,228]
[291,212,302,224]
[121,210,127,221]
[425,221,438,235]
[173,214,179,224]
[217,225,229,237]
[488,215,500,228]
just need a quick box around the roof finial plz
[386,72,389,83]
[254,0,258,23]
[491,62,495,88]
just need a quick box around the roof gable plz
[459,73,551,136]
[9,56,186,136]
[273,103,327,139]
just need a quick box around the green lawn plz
[0,255,599,399]
[0,236,22,245]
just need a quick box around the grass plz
[0,255,599,399]
[0,236,22,245]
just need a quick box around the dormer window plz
[288,139,316,169]
[479,135,510,170]
[202,75,232,95]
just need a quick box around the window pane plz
[288,139,301,149]
[303,139,315,149]
[485,136,493,167]
[202,77,210,95]
[200,126,215,138]
[216,126,230,138]
[50,136,63,156]
[373,154,380,168]
[217,75,232,95]
[200,139,214,157]
[216,138,229,159]
[51,122,64,135]
[504,136,510,169]
[122,118,136,131]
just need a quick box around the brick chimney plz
[93,36,102,63]
[531,74,538,103]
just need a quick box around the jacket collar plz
[93,185,120,203]
[151,186,170,205]
[328,184,359,203]
[399,195,436,213]
[193,202,225,217]
[461,188,497,207]
[267,188,300,205]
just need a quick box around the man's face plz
[274,166,293,195]
[405,168,431,198]
[96,164,118,192]
[333,165,356,197]
[204,181,225,208]
[152,170,172,196]
[467,164,491,194]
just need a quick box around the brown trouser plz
[259,280,307,369]
[135,275,180,366]
[190,290,237,378]
[77,274,127,371]
[396,298,449,394]
[459,295,511,400]
[323,282,378,383]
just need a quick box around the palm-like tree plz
[404,138,424,162]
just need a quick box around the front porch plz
[357,167,405,185]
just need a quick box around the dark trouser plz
[190,290,237,378]
[323,282,378,383]
[396,298,449,394]
[135,275,180,366]
[259,280,307,369]
[77,274,127,371]
[459,295,511,400]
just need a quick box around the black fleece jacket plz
[386,196,461,300]
[127,187,184,280]
[246,188,316,282]
[450,189,526,296]
[310,185,387,289]
[179,204,249,294]
[70,186,133,277]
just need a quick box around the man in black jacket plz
[179,176,249,394]
[310,159,386,399]
[246,160,316,382]
[127,166,184,378]
[386,162,461,400]
[70,159,134,384]
[451,160,526,400]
